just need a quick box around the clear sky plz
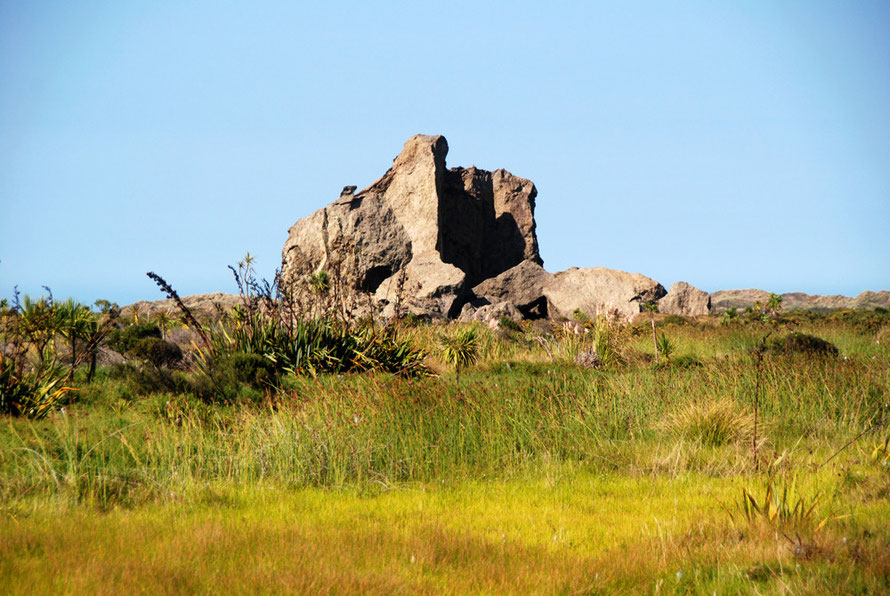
[2,1,888,306]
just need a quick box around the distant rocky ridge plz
[122,293,241,321]
[710,289,890,313]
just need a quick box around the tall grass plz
[2,340,885,508]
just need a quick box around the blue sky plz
[2,1,888,305]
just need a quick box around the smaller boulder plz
[472,260,552,319]
[658,282,711,316]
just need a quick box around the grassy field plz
[2,311,889,593]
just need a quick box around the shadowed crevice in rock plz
[437,166,537,287]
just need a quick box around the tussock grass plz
[666,398,755,447]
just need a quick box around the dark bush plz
[130,338,183,370]
[108,323,161,354]
[663,315,688,326]
[401,312,428,327]
[767,333,839,357]
[225,352,276,386]
[99,361,191,396]
[671,354,703,369]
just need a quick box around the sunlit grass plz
[2,470,888,594]
[1,314,889,592]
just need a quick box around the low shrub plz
[130,338,183,370]
[663,315,688,326]
[108,323,161,354]
[767,333,838,357]
[655,354,702,370]
[224,352,276,387]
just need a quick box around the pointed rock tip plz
[398,134,449,160]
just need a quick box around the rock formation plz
[279,134,887,321]
[658,282,711,316]
[123,292,241,322]
[281,134,541,318]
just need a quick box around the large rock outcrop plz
[281,134,541,318]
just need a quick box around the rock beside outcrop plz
[658,282,711,316]
[542,267,666,320]
[851,291,890,310]
[779,292,857,312]
[281,134,542,319]
[575,350,602,369]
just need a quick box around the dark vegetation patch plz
[766,333,839,357]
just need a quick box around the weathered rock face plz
[853,291,890,310]
[281,134,541,318]
[658,281,711,316]
[542,267,667,320]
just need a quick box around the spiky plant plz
[438,326,479,383]
[656,332,674,363]
[0,353,74,418]
[309,271,331,295]
[720,472,845,534]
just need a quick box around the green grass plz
[1,314,889,592]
